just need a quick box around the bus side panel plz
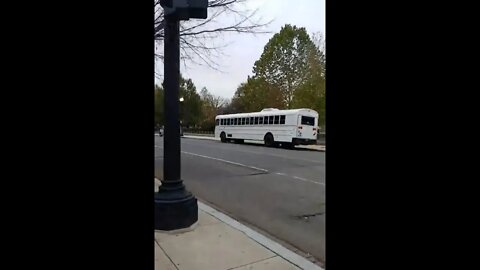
[230,127,264,141]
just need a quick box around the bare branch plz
[154,0,271,70]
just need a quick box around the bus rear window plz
[301,116,315,126]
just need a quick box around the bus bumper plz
[292,138,317,145]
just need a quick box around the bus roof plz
[216,108,318,119]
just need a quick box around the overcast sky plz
[155,0,325,100]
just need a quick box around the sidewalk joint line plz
[225,255,278,270]
[155,239,180,270]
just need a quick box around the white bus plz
[214,108,319,147]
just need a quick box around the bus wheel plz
[220,132,227,143]
[264,133,274,147]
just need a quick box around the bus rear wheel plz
[220,132,227,143]
[264,133,274,147]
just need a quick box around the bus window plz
[254,117,259,125]
[274,115,279,124]
[259,116,263,125]
[301,116,315,126]
[250,117,254,125]
[246,117,250,125]
[233,118,236,125]
[264,116,268,124]
[215,119,219,126]
[268,116,274,124]
[241,118,246,125]
[280,115,285,124]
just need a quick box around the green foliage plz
[232,24,326,127]
[252,24,323,109]
[179,77,203,128]
[154,25,326,131]
[230,76,284,112]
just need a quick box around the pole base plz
[154,187,198,231]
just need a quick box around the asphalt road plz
[154,136,325,265]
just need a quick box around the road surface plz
[154,136,325,265]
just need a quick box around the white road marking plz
[181,139,324,164]
[275,173,325,186]
[181,151,269,173]
[293,176,325,186]
[156,146,324,186]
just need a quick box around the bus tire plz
[220,132,227,143]
[264,133,274,147]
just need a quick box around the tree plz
[199,87,226,130]
[311,31,326,73]
[155,0,270,74]
[230,76,284,112]
[179,77,203,128]
[252,24,323,109]
[155,76,203,128]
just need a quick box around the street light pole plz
[154,0,208,231]
[154,0,207,230]
[179,97,184,135]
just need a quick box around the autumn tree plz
[230,76,284,112]
[199,87,226,130]
[251,25,322,108]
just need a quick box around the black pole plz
[164,18,181,182]
[154,15,198,231]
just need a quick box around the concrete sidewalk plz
[155,179,324,270]
[181,134,325,152]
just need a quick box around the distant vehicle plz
[214,108,319,148]
[157,125,183,137]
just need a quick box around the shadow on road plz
[229,141,322,152]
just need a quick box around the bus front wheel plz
[220,132,227,143]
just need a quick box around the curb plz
[198,201,324,270]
